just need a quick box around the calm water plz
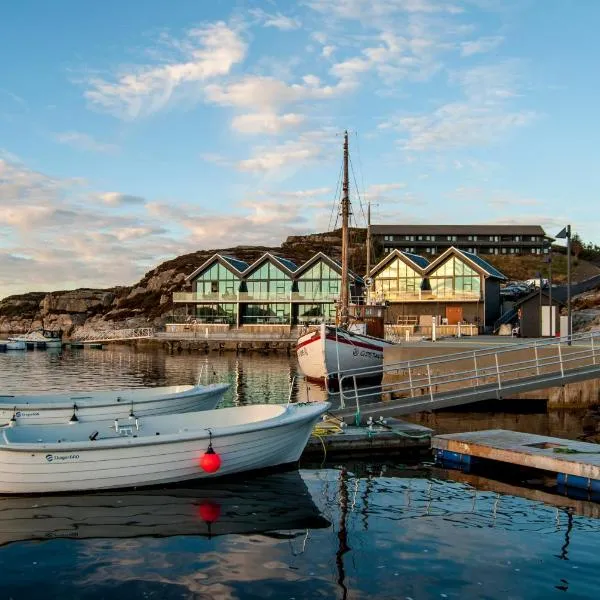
[1,347,599,599]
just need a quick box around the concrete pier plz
[433,429,600,492]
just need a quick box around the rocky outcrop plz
[40,290,115,315]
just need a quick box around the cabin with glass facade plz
[171,252,363,328]
[370,247,506,331]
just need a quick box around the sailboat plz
[296,131,395,384]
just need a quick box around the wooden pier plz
[432,429,600,493]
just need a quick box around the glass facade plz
[373,258,423,300]
[428,257,481,299]
[297,261,341,301]
[194,262,239,298]
[195,303,237,324]
[245,262,292,300]
[242,303,291,324]
[297,303,337,324]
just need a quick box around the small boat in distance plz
[1,339,26,351]
[296,131,395,384]
[0,402,330,494]
[0,383,230,426]
[9,328,63,349]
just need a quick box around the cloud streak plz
[84,22,247,119]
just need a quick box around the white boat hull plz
[0,403,329,494]
[296,323,395,382]
[0,383,229,426]
[5,340,26,351]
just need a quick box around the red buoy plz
[197,500,221,523]
[199,443,221,473]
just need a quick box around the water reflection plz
[0,470,329,547]
[1,466,600,598]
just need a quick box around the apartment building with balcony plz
[373,225,552,257]
[369,247,507,330]
[171,252,363,328]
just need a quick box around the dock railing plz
[334,331,600,416]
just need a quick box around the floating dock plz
[304,417,432,456]
[432,429,600,493]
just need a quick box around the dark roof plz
[402,251,429,269]
[457,250,507,280]
[327,256,364,284]
[372,224,549,236]
[221,256,249,272]
[274,257,298,272]
[513,288,566,307]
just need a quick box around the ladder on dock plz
[332,332,600,421]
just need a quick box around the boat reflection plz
[0,470,330,546]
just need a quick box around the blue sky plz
[1,0,599,298]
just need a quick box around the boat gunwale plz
[0,402,330,453]
[0,383,230,410]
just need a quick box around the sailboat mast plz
[339,130,350,321]
[366,200,371,280]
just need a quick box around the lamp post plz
[555,225,571,344]
[537,270,543,337]
[545,254,553,335]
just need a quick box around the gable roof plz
[221,256,249,272]
[425,247,507,280]
[457,250,507,280]
[186,253,246,281]
[274,256,298,272]
[369,249,429,277]
[242,252,297,278]
[294,252,363,283]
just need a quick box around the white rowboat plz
[0,402,330,494]
[0,383,229,426]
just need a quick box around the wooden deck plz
[432,429,600,493]
[304,418,432,456]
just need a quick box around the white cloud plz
[99,192,147,206]
[237,138,323,173]
[380,62,538,151]
[205,73,353,112]
[367,182,406,196]
[322,45,336,58]
[55,131,118,153]
[460,35,504,56]
[250,9,302,31]
[307,0,463,20]
[0,157,177,298]
[84,22,247,119]
[231,112,305,134]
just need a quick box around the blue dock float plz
[432,429,600,494]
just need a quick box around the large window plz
[297,261,341,301]
[297,303,336,324]
[194,303,237,323]
[194,263,239,298]
[242,303,290,324]
[373,258,423,300]
[245,261,292,300]
[428,257,481,299]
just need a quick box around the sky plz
[1,0,599,298]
